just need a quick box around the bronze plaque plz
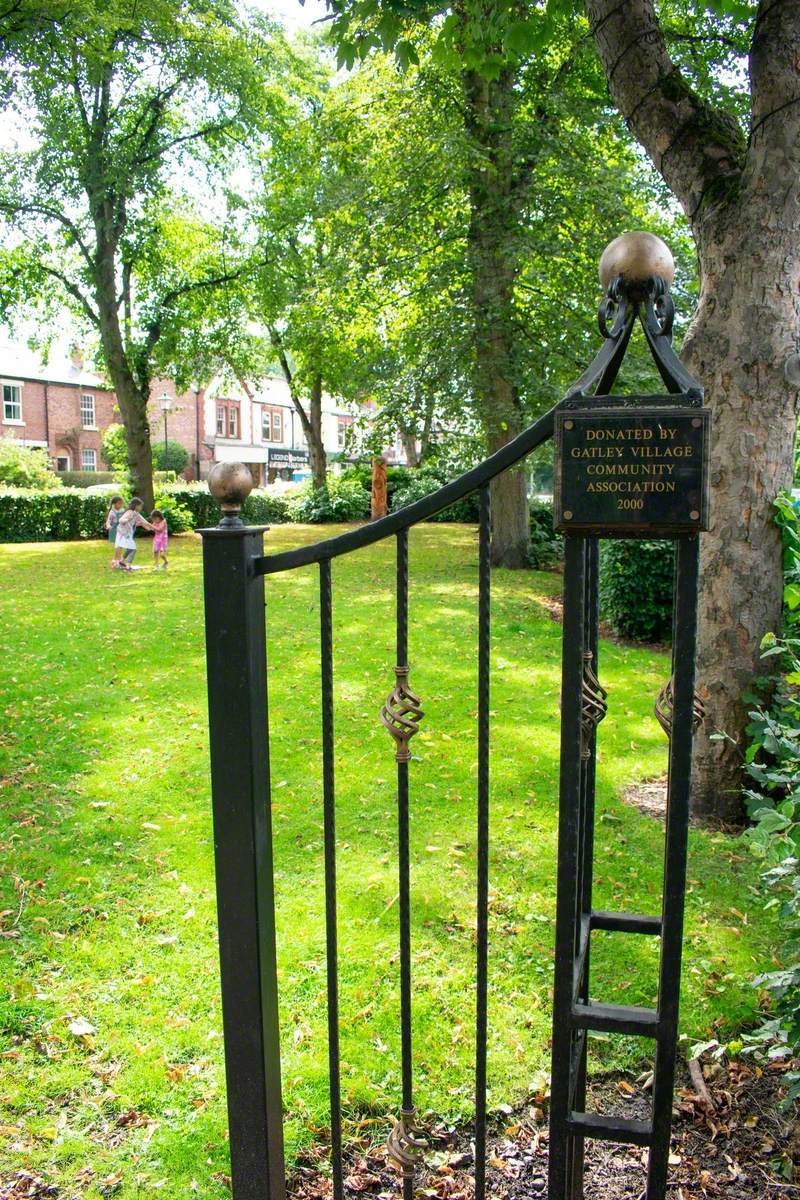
[554,406,710,536]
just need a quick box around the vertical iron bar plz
[475,487,491,1200]
[396,529,414,1200]
[548,536,587,1200]
[570,536,600,1197]
[320,559,343,1200]
[200,526,286,1200]
[647,536,700,1200]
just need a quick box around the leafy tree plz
[325,4,689,562]
[585,0,800,819]
[0,0,279,511]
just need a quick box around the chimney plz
[70,342,83,369]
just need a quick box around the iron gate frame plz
[201,266,706,1200]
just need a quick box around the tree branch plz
[746,1,800,186]
[269,326,314,439]
[39,265,99,327]
[585,0,746,225]
[0,200,95,270]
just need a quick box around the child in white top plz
[114,498,154,570]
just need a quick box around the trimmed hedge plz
[0,483,303,542]
[0,488,110,542]
[57,470,116,488]
[599,540,675,642]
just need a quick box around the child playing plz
[150,509,169,569]
[114,498,154,571]
[105,495,124,567]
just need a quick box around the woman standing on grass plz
[113,498,154,571]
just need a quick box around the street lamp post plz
[159,393,173,466]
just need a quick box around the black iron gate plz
[200,240,708,1200]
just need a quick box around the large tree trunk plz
[586,0,800,822]
[400,429,419,467]
[686,217,799,820]
[464,64,529,568]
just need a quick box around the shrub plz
[288,477,370,523]
[0,487,108,542]
[339,463,414,508]
[527,500,563,569]
[152,492,193,534]
[155,484,292,530]
[728,494,800,1102]
[152,439,189,475]
[0,440,61,489]
[58,470,116,488]
[390,469,480,522]
[599,540,675,642]
[100,423,127,472]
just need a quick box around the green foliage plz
[527,500,563,569]
[735,494,800,1101]
[389,466,480,522]
[152,492,193,535]
[152,439,189,476]
[57,470,116,488]
[288,477,370,523]
[0,439,60,489]
[101,424,128,474]
[338,463,414,506]
[599,540,675,642]
[0,487,108,542]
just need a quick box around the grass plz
[0,525,776,1198]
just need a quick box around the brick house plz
[0,340,406,482]
[0,340,210,478]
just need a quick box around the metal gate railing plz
[200,245,706,1200]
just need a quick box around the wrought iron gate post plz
[549,536,587,1197]
[200,465,285,1200]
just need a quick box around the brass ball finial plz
[599,232,675,291]
[208,461,253,527]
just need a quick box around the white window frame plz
[80,392,96,428]
[2,380,23,425]
[262,406,283,444]
[80,448,97,471]
[56,454,70,472]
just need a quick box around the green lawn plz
[0,526,774,1197]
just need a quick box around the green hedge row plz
[0,489,112,542]
[57,470,116,488]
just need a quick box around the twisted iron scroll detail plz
[654,677,705,738]
[581,651,608,758]
[380,667,424,762]
[387,1107,427,1178]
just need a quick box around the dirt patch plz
[3,1062,796,1199]
[622,779,668,823]
[285,1059,799,1200]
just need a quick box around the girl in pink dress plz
[150,509,169,569]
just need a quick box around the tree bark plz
[464,63,529,568]
[271,332,327,488]
[400,429,420,468]
[586,0,800,821]
[308,371,326,489]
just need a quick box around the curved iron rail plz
[253,281,701,577]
